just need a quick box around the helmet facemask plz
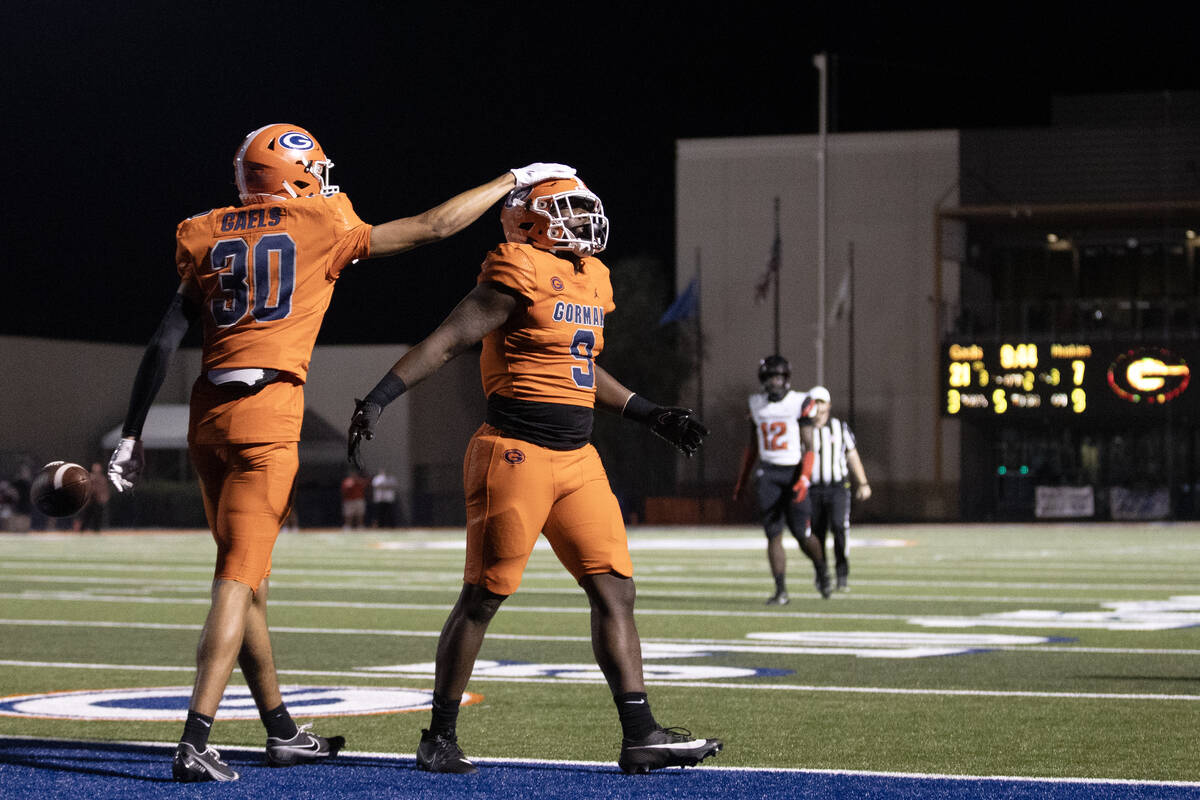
[537,189,609,256]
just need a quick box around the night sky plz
[5,2,1197,346]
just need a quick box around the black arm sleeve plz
[120,291,199,438]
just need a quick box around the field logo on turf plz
[909,596,1200,631]
[0,685,481,721]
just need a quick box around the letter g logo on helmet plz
[278,132,315,151]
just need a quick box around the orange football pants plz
[190,441,298,592]
[462,423,632,595]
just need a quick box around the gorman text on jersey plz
[552,302,605,327]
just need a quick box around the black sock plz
[774,573,787,593]
[429,693,461,737]
[614,692,657,741]
[261,702,299,740]
[181,710,214,750]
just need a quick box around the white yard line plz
[3,619,1199,656]
[1,573,1177,605]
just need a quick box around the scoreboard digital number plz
[943,341,1196,421]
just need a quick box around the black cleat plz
[266,723,345,767]
[172,742,239,782]
[416,728,478,774]
[618,726,723,774]
[836,575,849,592]
[765,589,790,606]
[815,571,832,599]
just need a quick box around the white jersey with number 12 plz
[748,390,809,466]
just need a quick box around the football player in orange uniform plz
[347,177,722,775]
[106,123,576,782]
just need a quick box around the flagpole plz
[848,240,856,426]
[694,247,706,522]
[773,197,781,355]
[813,52,828,384]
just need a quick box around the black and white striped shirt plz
[809,417,857,486]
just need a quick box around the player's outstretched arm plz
[596,366,709,458]
[108,280,200,492]
[367,163,576,258]
[347,282,520,469]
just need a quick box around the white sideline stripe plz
[0,733,1198,788]
[1,659,1197,702]
[4,619,1200,656]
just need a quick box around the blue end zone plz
[0,737,1196,800]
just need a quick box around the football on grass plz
[31,461,92,517]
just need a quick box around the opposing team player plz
[733,355,830,603]
[347,176,722,775]
[106,123,575,782]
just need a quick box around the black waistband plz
[485,394,593,450]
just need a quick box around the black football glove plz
[647,406,709,457]
[347,399,383,471]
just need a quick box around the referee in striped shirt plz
[806,387,871,591]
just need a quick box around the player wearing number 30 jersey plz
[178,191,371,445]
[105,122,577,783]
[347,176,721,775]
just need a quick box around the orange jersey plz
[478,243,615,408]
[176,192,373,382]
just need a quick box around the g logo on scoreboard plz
[1107,347,1190,404]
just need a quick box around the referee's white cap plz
[808,386,831,403]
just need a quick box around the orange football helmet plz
[501,177,609,257]
[233,123,339,205]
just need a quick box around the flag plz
[829,268,851,324]
[657,277,699,326]
[753,233,781,304]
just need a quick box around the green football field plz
[0,522,1197,782]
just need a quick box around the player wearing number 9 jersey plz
[105,122,578,783]
[732,354,830,603]
[346,176,721,775]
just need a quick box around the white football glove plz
[510,162,576,189]
[107,436,145,493]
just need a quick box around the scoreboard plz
[942,340,1197,422]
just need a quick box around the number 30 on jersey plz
[209,233,296,327]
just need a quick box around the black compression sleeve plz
[363,372,408,408]
[121,292,196,438]
[621,393,658,423]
